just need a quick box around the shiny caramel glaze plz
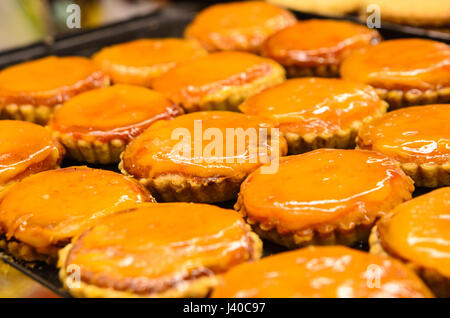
[358,104,450,165]
[211,246,433,298]
[185,1,296,53]
[240,77,386,135]
[64,203,260,295]
[92,39,207,87]
[0,167,153,256]
[152,51,284,110]
[49,85,181,143]
[238,149,414,234]
[0,56,108,107]
[262,19,380,68]
[0,120,64,186]
[122,111,287,180]
[378,187,450,279]
[340,39,450,91]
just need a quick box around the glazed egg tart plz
[358,104,450,187]
[58,203,262,298]
[370,187,450,297]
[0,167,153,263]
[120,111,288,203]
[236,148,414,248]
[239,78,388,154]
[262,19,381,77]
[341,39,450,109]
[184,1,296,53]
[92,38,207,87]
[0,120,64,189]
[212,246,433,298]
[153,51,285,112]
[49,84,181,164]
[0,56,109,124]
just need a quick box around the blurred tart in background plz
[120,111,287,203]
[236,149,414,248]
[262,19,381,77]
[340,39,450,109]
[370,187,450,297]
[58,203,262,298]
[0,120,64,189]
[185,1,296,53]
[239,77,387,154]
[358,104,450,187]
[0,56,109,125]
[211,246,433,298]
[0,167,153,263]
[92,38,207,88]
[267,0,361,16]
[153,51,285,112]
[49,84,181,164]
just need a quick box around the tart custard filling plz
[340,39,450,91]
[0,56,107,106]
[239,149,414,233]
[377,187,450,278]
[49,85,181,142]
[358,104,450,165]
[239,78,386,135]
[0,167,152,254]
[212,246,433,298]
[63,203,259,294]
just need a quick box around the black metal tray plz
[0,0,442,298]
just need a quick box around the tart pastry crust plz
[120,111,287,203]
[92,38,207,87]
[49,85,182,164]
[152,51,285,112]
[235,149,414,248]
[358,104,450,187]
[0,56,109,125]
[239,78,388,154]
[58,203,262,298]
[184,1,296,53]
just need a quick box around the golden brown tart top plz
[122,111,287,179]
[262,19,381,67]
[377,187,450,279]
[340,39,450,91]
[239,149,414,233]
[0,56,107,107]
[92,39,207,87]
[240,77,386,135]
[358,104,450,165]
[212,246,433,298]
[184,1,296,52]
[62,203,260,295]
[0,167,153,253]
[0,120,64,186]
[49,84,181,143]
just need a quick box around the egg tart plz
[358,104,450,187]
[92,38,207,87]
[120,111,288,203]
[153,51,285,112]
[58,202,262,298]
[0,56,109,125]
[49,85,181,164]
[370,187,450,297]
[236,148,414,248]
[262,19,381,78]
[0,167,153,263]
[239,78,388,154]
[267,0,361,16]
[341,39,450,109]
[212,246,433,298]
[0,120,64,189]
[184,1,296,53]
